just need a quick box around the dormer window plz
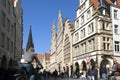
[102,9,106,15]
[114,0,117,5]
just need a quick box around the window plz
[106,23,109,30]
[81,15,84,24]
[103,37,110,50]
[107,37,109,41]
[88,23,94,34]
[75,46,79,55]
[87,10,91,19]
[81,28,85,38]
[75,32,79,42]
[114,10,118,19]
[102,22,109,30]
[11,41,13,53]
[81,43,86,54]
[103,22,105,30]
[103,43,106,50]
[114,1,117,5]
[8,1,11,14]
[107,44,110,50]
[11,24,14,35]
[103,37,105,41]
[115,41,120,52]
[76,20,79,28]
[7,19,10,32]
[88,39,95,51]
[114,25,118,34]
[1,32,5,48]
[102,9,106,15]
[1,11,5,27]
[6,37,9,51]
[79,3,86,13]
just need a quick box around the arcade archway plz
[100,58,109,78]
[82,60,87,71]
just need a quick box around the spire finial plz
[26,25,34,52]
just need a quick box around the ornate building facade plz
[50,11,74,75]
[72,0,120,77]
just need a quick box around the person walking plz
[100,65,107,80]
[53,69,58,80]
[87,64,94,80]
[109,58,120,77]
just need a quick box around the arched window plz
[75,62,79,73]
[82,60,87,71]
[90,59,95,67]
[100,58,109,78]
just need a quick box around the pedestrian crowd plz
[39,68,70,80]
[69,58,120,80]
[1,57,120,80]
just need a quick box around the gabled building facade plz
[63,18,74,76]
[50,11,74,75]
[56,11,64,73]
[110,1,120,61]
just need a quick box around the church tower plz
[26,26,34,51]
[51,21,57,53]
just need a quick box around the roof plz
[90,0,99,9]
[89,0,120,16]
[106,0,112,4]
[45,53,50,61]
[69,23,74,29]
[90,0,120,9]
[69,23,75,32]
[117,0,120,7]
[36,54,44,60]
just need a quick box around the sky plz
[22,0,78,53]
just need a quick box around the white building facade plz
[110,4,120,62]
[72,0,120,77]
